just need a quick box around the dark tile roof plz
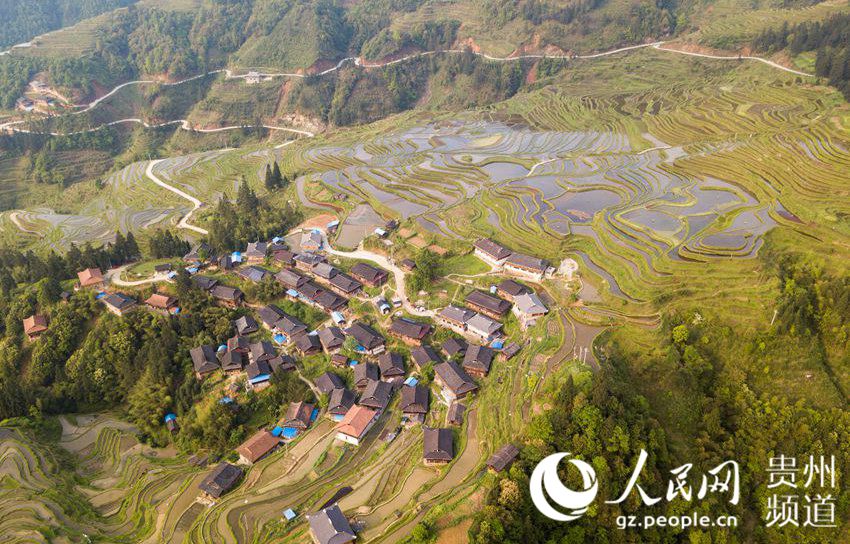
[198,462,243,498]
[350,262,388,285]
[328,388,355,415]
[462,345,495,374]
[244,241,268,258]
[284,401,314,428]
[271,249,295,265]
[246,359,272,380]
[220,350,244,371]
[318,327,346,350]
[275,268,308,289]
[315,290,347,311]
[438,305,476,324]
[353,362,379,386]
[359,380,393,410]
[236,265,271,283]
[307,504,355,544]
[474,238,511,260]
[293,333,322,354]
[441,338,468,357]
[328,273,362,293]
[211,285,244,302]
[487,444,520,472]
[410,345,441,367]
[269,354,296,372]
[389,317,431,340]
[103,292,136,311]
[249,341,276,362]
[505,252,549,272]
[400,385,429,414]
[496,279,531,298]
[192,275,218,291]
[423,427,454,462]
[377,352,405,377]
[316,372,345,395]
[234,315,259,335]
[190,345,219,374]
[465,290,511,315]
[435,361,477,396]
[278,314,308,336]
[312,262,338,280]
[227,335,250,352]
[257,305,286,328]
[345,322,384,350]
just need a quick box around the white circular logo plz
[530,452,599,521]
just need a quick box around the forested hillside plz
[0,0,136,49]
[752,13,850,99]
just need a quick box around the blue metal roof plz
[164,413,177,422]
[283,508,297,520]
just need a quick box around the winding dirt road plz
[0,39,814,139]
[145,160,208,235]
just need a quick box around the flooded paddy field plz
[297,119,783,276]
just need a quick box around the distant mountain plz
[0,0,137,49]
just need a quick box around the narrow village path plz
[317,230,434,318]
[104,264,170,287]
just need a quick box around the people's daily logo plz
[529,450,837,530]
[530,452,598,521]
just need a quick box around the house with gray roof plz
[191,345,219,379]
[307,504,355,544]
[423,427,454,465]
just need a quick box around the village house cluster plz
[31,230,539,539]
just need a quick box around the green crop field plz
[2,25,850,542]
